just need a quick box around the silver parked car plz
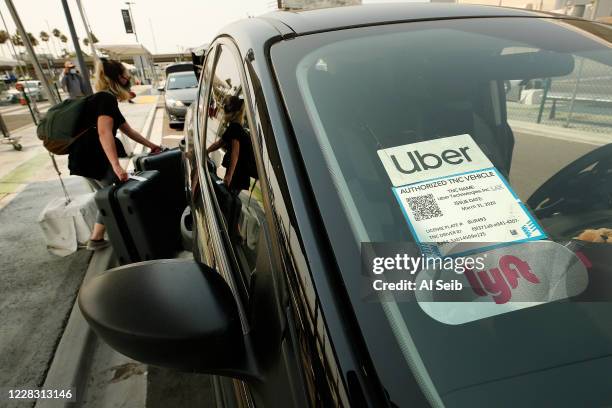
[163,71,198,128]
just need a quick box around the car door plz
[194,38,311,407]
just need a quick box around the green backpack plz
[37,96,91,155]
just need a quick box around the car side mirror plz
[78,259,259,380]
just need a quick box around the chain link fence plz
[506,56,612,134]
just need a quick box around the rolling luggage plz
[95,176,143,265]
[134,148,186,249]
[95,170,177,265]
[133,148,185,206]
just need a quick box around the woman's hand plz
[112,163,128,182]
[149,144,162,154]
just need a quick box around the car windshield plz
[272,17,612,407]
[166,72,197,89]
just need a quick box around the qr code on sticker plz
[406,194,443,221]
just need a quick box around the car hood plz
[165,87,197,103]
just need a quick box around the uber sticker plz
[393,167,546,254]
[380,134,546,254]
[377,134,493,187]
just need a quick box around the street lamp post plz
[125,1,148,84]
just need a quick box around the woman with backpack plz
[68,58,161,250]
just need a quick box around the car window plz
[205,45,264,282]
[166,73,198,90]
[272,17,612,407]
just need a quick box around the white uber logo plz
[378,134,493,187]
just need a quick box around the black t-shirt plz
[221,122,255,191]
[68,92,127,180]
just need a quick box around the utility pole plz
[60,0,93,94]
[4,0,59,104]
[125,2,147,84]
[125,2,138,42]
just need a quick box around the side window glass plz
[205,45,264,278]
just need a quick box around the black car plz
[79,4,612,407]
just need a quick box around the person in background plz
[60,61,86,99]
[68,58,161,250]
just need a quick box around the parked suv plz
[80,4,612,407]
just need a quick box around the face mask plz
[120,77,132,91]
[69,68,76,74]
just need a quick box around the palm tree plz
[59,34,68,57]
[52,28,62,58]
[27,32,39,50]
[83,32,100,48]
[11,33,23,56]
[0,30,9,57]
[40,31,55,58]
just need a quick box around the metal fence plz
[506,57,612,134]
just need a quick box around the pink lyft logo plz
[464,255,539,304]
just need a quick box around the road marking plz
[134,95,157,104]
[0,151,49,193]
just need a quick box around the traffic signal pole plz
[4,0,59,105]
[60,0,93,95]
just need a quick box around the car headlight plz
[166,98,184,107]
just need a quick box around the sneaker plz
[87,239,111,251]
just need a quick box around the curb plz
[35,247,115,408]
[509,119,608,146]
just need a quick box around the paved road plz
[0,178,92,407]
[510,131,598,200]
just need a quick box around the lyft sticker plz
[415,241,589,325]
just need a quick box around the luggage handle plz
[128,174,147,182]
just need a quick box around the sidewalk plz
[0,87,159,407]
[0,90,158,211]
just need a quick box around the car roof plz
[259,3,569,36]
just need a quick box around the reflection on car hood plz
[165,87,197,102]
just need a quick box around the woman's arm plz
[206,139,224,154]
[224,139,240,186]
[119,122,160,151]
[98,115,127,181]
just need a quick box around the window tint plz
[205,45,263,278]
